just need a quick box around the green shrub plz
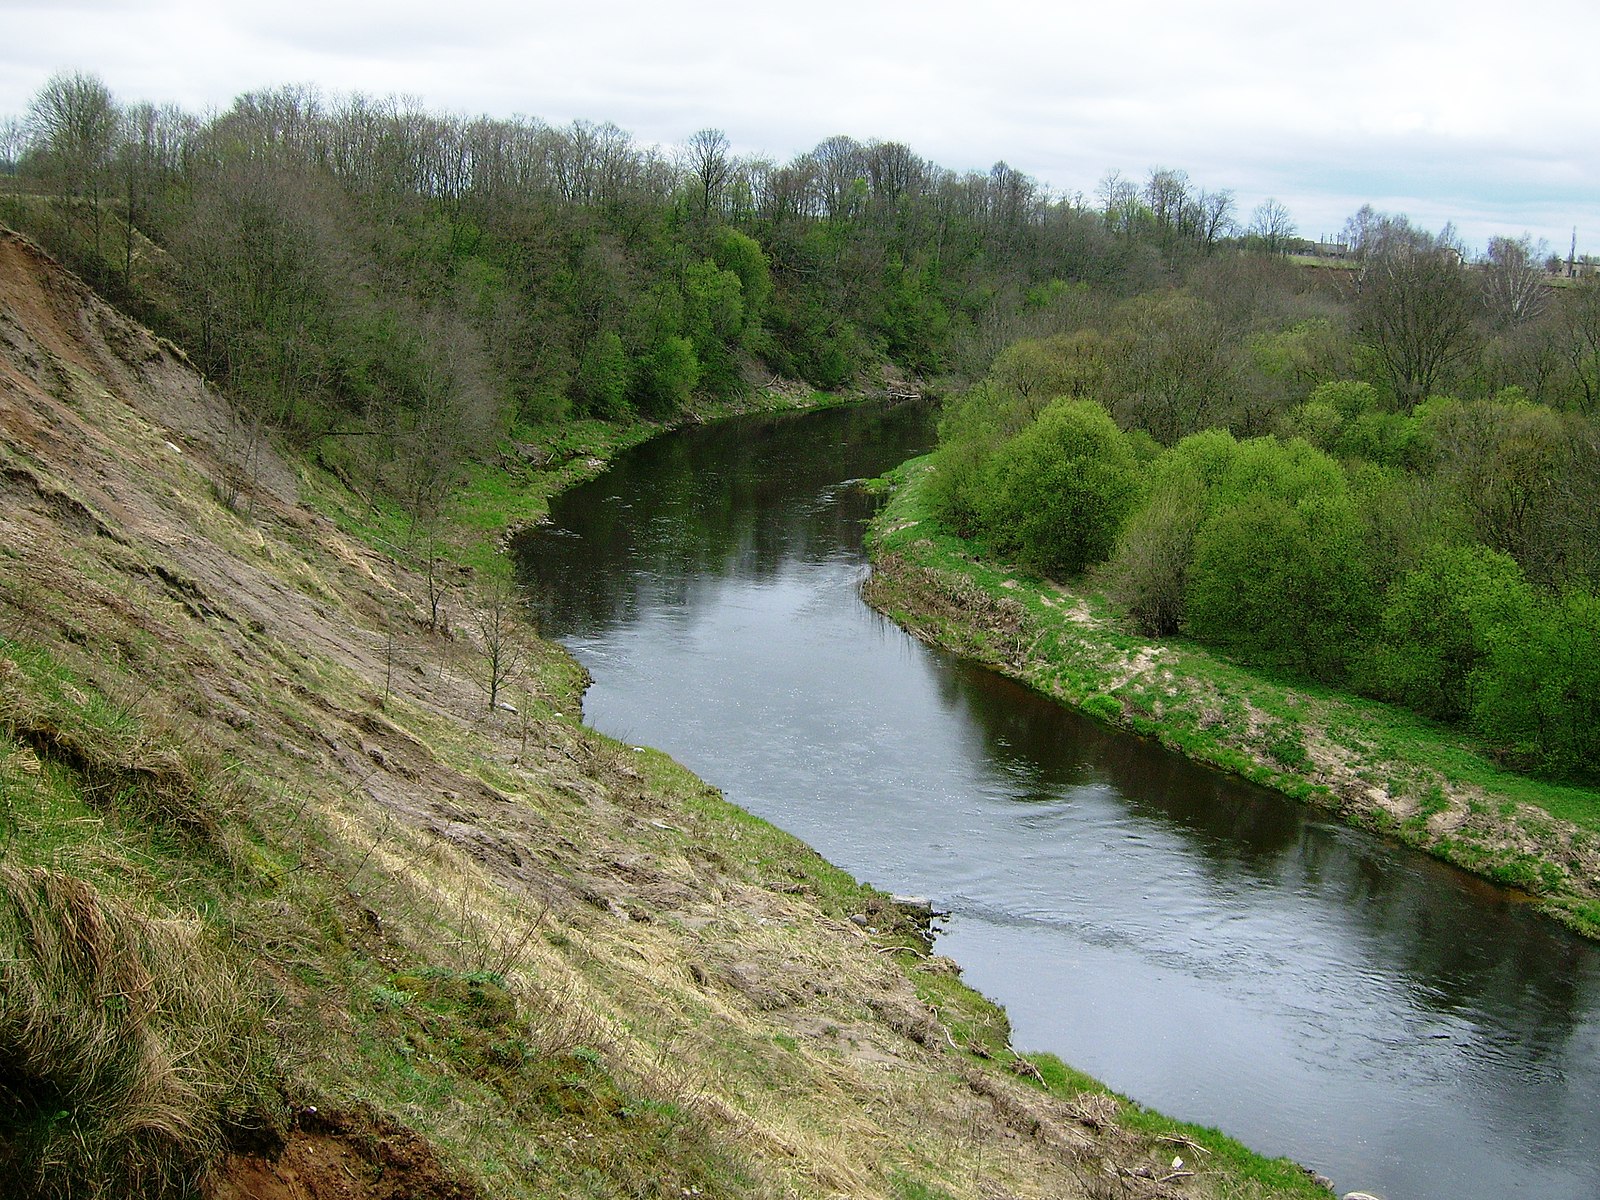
[975,398,1144,579]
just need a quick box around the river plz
[513,400,1600,1200]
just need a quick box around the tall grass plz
[0,864,279,1199]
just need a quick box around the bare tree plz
[1095,169,1142,238]
[472,576,525,712]
[811,134,866,221]
[1350,216,1479,406]
[682,127,730,221]
[1480,235,1551,330]
[1142,167,1191,244]
[1558,276,1600,414]
[1248,198,1296,253]
[420,528,451,635]
[0,115,27,173]
[1193,188,1237,252]
[25,70,119,259]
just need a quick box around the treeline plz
[0,72,1227,499]
[929,252,1600,777]
[15,72,1517,514]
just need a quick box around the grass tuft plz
[0,863,282,1199]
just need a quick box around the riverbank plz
[864,456,1600,940]
[0,228,1331,1199]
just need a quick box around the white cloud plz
[1,0,1596,251]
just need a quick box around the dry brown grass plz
[0,863,278,1199]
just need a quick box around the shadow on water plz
[932,657,1595,1051]
[515,402,936,637]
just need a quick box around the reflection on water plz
[514,402,1600,1200]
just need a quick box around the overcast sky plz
[4,0,1596,256]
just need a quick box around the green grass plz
[0,641,287,1198]
[1026,1054,1330,1197]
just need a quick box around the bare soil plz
[213,1110,480,1200]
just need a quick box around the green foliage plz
[1102,291,1237,444]
[1308,379,1380,419]
[573,330,632,418]
[971,398,1145,578]
[1280,399,1343,450]
[1185,439,1376,679]
[1415,395,1581,584]
[682,256,747,393]
[988,330,1107,406]
[1472,588,1600,777]
[635,335,700,416]
[709,227,771,317]
[1081,694,1121,723]
[1362,543,1533,721]
[1337,411,1419,466]
[1187,491,1374,678]
[1105,464,1205,635]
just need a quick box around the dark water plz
[514,402,1600,1200]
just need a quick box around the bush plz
[1472,588,1600,778]
[1105,469,1204,636]
[634,335,700,417]
[1361,543,1532,721]
[572,331,632,418]
[0,866,279,1198]
[1184,439,1376,681]
[975,398,1144,579]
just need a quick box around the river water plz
[513,401,1600,1200]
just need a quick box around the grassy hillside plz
[0,226,1333,1199]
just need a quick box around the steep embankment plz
[0,228,1333,1199]
[866,458,1600,937]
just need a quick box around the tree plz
[1105,292,1236,444]
[1363,543,1533,721]
[1187,490,1375,680]
[0,115,26,173]
[1349,218,1479,407]
[1142,168,1190,234]
[682,127,730,221]
[976,398,1145,578]
[1106,465,1205,635]
[1192,188,1237,252]
[1416,396,1571,583]
[682,258,747,392]
[1247,198,1296,254]
[162,159,340,435]
[811,135,866,221]
[987,331,1105,410]
[1473,588,1600,777]
[25,70,119,260]
[473,577,525,712]
[636,335,700,416]
[1095,169,1142,238]
[573,331,631,417]
[1556,276,1600,414]
[1480,235,1550,331]
[1183,437,1375,680]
